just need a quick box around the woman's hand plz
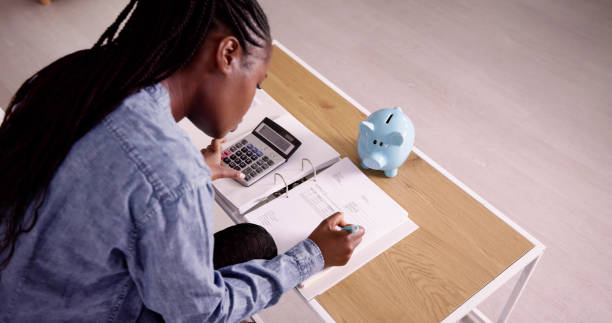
[201,138,245,181]
[308,212,365,268]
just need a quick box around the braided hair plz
[0,0,271,270]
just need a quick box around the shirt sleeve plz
[125,182,325,323]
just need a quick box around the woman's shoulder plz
[92,84,211,201]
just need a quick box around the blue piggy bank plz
[357,107,415,177]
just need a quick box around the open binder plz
[210,90,419,300]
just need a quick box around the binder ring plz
[301,158,317,181]
[274,173,289,198]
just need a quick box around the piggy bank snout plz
[362,154,386,170]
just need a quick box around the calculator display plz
[255,124,294,154]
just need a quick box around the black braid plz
[94,0,138,48]
[0,0,271,271]
[222,0,249,49]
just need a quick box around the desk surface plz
[262,45,535,322]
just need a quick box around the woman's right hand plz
[308,212,365,268]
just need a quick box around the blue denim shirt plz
[0,84,324,322]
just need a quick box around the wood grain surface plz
[263,45,534,322]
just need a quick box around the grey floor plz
[1,0,611,322]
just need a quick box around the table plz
[252,42,545,323]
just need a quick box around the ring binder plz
[301,158,317,181]
[274,173,289,198]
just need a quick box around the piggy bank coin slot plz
[386,114,394,124]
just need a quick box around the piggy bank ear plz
[359,121,374,133]
[386,131,404,146]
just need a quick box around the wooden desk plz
[261,43,545,323]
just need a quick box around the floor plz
[1,0,611,322]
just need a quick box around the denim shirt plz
[0,84,324,323]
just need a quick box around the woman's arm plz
[125,183,324,322]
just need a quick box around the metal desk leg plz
[469,253,543,323]
[496,254,542,323]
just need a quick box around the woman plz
[0,0,364,322]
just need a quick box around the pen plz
[341,225,359,233]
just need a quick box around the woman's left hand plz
[201,138,245,181]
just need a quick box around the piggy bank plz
[357,107,415,177]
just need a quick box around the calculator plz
[221,117,301,186]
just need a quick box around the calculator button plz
[256,151,263,157]
[230,154,237,160]
[241,139,248,144]
[244,175,251,181]
[245,158,252,164]
[239,162,246,168]
[228,162,236,168]
[255,167,262,173]
[243,166,251,173]
[247,143,253,149]
[267,160,274,166]
[223,157,230,164]
[233,166,241,170]
[262,156,269,162]
[256,160,263,165]
[236,151,243,156]
[230,147,236,152]
[241,147,248,153]
[249,172,256,177]
[251,155,258,161]
[262,163,269,169]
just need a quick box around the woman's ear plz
[216,36,241,75]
